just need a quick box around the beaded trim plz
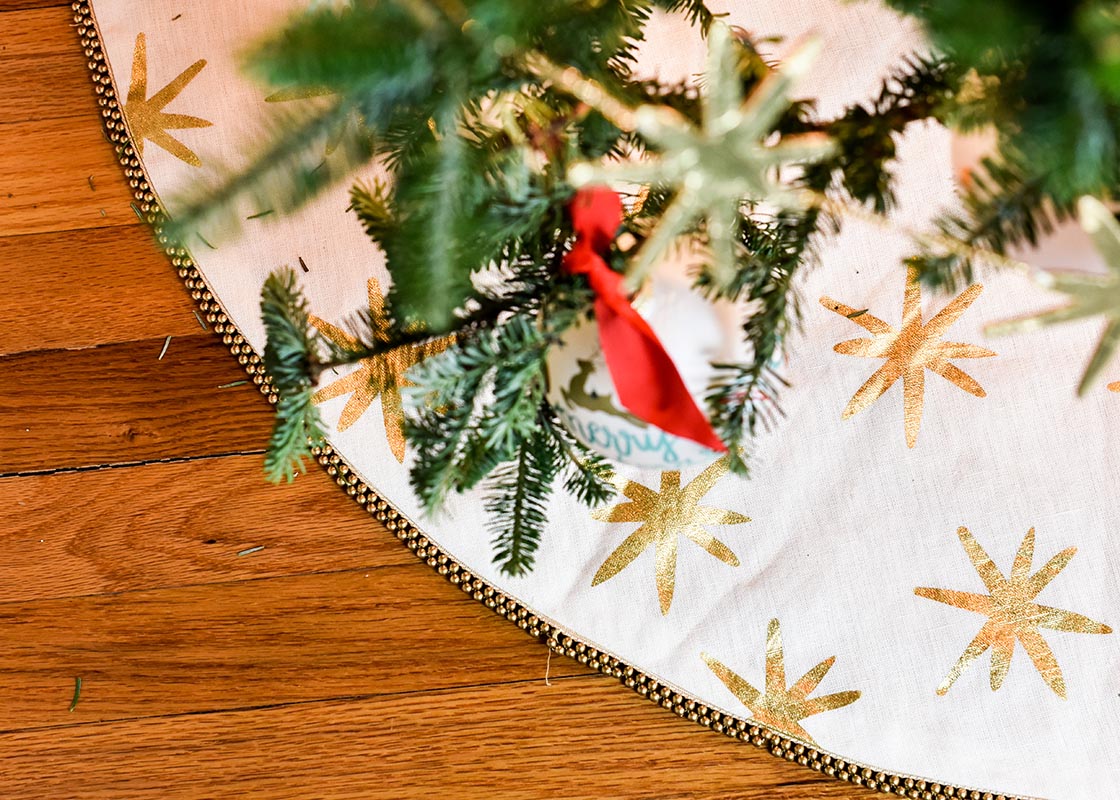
[68,4,1028,798]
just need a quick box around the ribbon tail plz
[595,298,728,453]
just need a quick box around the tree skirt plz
[75,1,1120,797]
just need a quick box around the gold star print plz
[1109,381,1120,393]
[123,33,211,167]
[702,619,860,746]
[591,456,749,615]
[820,266,996,448]
[915,526,1112,698]
[311,278,451,462]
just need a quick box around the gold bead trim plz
[68,4,1027,797]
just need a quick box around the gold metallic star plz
[702,619,860,746]
[821,266,996,448]
[558,23,834,290]
[591,456,748,615]
[989,196,1120,395]
[915,526,1112,698]
[311,277,451,462]
[123,33,211,167]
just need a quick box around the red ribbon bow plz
[562,187,727,453]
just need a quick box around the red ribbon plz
[562,187,727,453]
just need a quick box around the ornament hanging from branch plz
[535,22,835,292]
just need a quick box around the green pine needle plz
[261,268,327,483]
[485,426,559,576]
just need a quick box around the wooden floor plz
[0,4,875,798]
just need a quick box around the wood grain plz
[0,116,138,237]
[0,678,877,800]
[0,2,67,15]
[0,5,877,798]
[0,334,274,474]
[0,7,94,125]
[0,224,199,355]
[0,454,420,602]
[0,566,590,730]
[0,7,72,59]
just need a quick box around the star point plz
[915,525,1111,698]
[123,33,212,167]
[703,618,860,745]
[591,456,748,614]
[822,266,995,447]
[988,195,1120,394]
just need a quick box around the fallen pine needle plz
[846,308,868,319]
[544,650,552,686]
[192,310,208,330]
[158,336,172,360]
[237,545,265,557]
[217,380,248,389]
[87,175,95,191]
[130,201,144,222]
[69,677,82,712]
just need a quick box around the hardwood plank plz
[0,334,272,474]
[0,8,93,125]
[0,565,587,731]
[0,224,200,356]
[0,1,67,14]
[0,51,98,127]
[0,679,874,799]
[0,454,420,602]
[0,116,136,237]
[0,8,74,59]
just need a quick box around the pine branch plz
[910,156,1074,289]
[885,0,1120,201]
[247,3,442,92]
[349,180,394,244]
[539,408,616,506]
[484,425,560,576]
[260,268,328,483]
[405,315,549,509]
[165,101,377,248]
[651,0,719,33]
[701,212,812,472]
[392,103,473,331]
[809,54,954,212]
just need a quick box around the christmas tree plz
[168,0,1120,575]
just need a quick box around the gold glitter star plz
[123,33,211,167]
[311,277,451,462]
[915,526,1112,698]
[821,266,996,448]
[591,456,748,615]
[702,619,860,746]
[989,196,1120,395]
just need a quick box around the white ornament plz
[547,277,746,470]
